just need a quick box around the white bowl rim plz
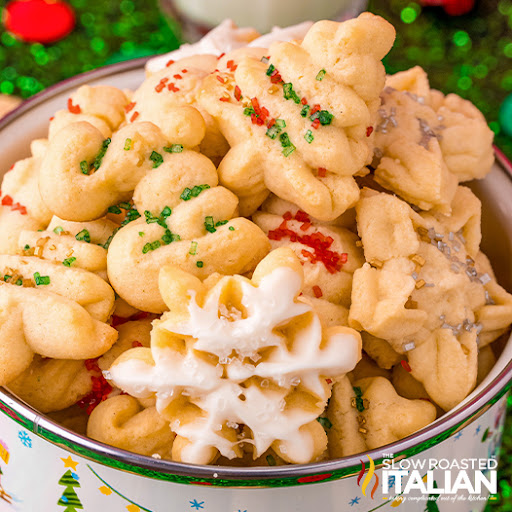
[0,58,511,483]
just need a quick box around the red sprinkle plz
[166,59,175,67]
[325,378,333,384]
[312,285,323,298]
[216,75,226,84]
[267,118,276,129]
[77,358,113,415]
[217,52,225,60]
[366,126,374,137]
[181,69,188,73]
[124,101,136,113]
[226,59,238,72]
[7,164,14,172]
[401,360,412,372]
[49,116,54,121]
[155,78,169,93]
[310,104,321,116]
[318,167,327,177]
[312,119,321,130]
[1,195,13,206]
[268,211,348,274]
[270,69,283,84]
[301,97,308,105]
[234,85,242,101]
[130,111,139,122]
[168,83,180,92]
[251,97,261,115]
[132,341,143,347]
[67,98,81,114]
[173,74,182,80]
[300,222,312,232]
[219,96,230,102]
[12,203,27,215]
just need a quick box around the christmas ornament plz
[3,0,75,44]
[499,93,512,138]
[420,0,476,16]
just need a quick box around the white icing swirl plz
[110,266,361,463]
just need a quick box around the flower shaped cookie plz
[349,187,512,410]
[199,13,395,220]
[253,197,364,307]
[107,147,270,313]
[7,319,152,413]
[327,376,436,457]
[372,66,494,213]
[109,248,362,464]
[39,114,205,222]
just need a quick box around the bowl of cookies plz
[0,12,511,512]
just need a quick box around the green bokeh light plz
[401,6,417,24]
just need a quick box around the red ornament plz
[4,0,75,44]
[420,0,475,16]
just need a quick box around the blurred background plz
[0,0,510,509]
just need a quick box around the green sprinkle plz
[3,275,11,281]
[62,257,76,267]
[142,240,162,254]
[317,417,332,429]
[304,130,314,143]
[182,184,210,201]
[196,261,204,268]
[75,229,90,243]
[215,220,228,227]
[144,211,159,224]
[282,145,296,157]
[180,187,192,201]
[283,83,301,104]
[266,64,275,76]
[119,202,131,210]
[243,106,255,116]
[108,205,122,214]
[193,184,210,197]
[161,231,174,245]
[80,160,89,175]
[53,226,64,234]
[275,119,286,129]
[138,232,144,237]
[93,138,111,170]
[102,227,119,250]
[34,272,50,285]
[23,244,30,250]
[266,454,276,466]
[15,279,22,286]
[124,138,132,151]
[229,226,235,231]
[279,132,292,147]
[353,386,362,397]
[300,105,310,117]
[204,216,216,233]
[163,144,184,153]
[189,241,198,255]
[161,206,172,218]
[316,69,327,81]
[120,207,141,226]
[266,125,280,139]
[311,110,334,126]
[355,398,365,412]
[150,151,163,168]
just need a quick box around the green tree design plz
[424,481,440,512]
[57,470,83,511]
